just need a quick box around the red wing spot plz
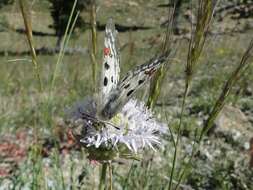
[104,48,110,56]
[144,68,156,76]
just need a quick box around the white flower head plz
[85,99,165,151]
[68,98,167,160]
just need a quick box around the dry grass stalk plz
[146,3,174,109]
[174,40,253,190]
[50,0,79,93]
[186,0,215,92]
[19,0,43,92]
[19,2,45,185]
[169,1,216,189]
[201,39,253,140]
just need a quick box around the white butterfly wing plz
[101,19,120,103]
[100,53,169,119]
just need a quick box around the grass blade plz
[50,0,78,93]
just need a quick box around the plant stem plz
[168,1,216,189]
[146,2,173,109]
[147,64,166,109]
[174,39,253,190]
[19,0,43,92]
[90,0,98,93]
[50,0,78,93]
[108,162,113,190]
[99,163,107,190]
[200,39,253,141]
[168,83,188,190]
[123,161,134,189]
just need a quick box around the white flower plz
[69,98,167,154]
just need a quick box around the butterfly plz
[71,18,169,145]
[96,18,170,120]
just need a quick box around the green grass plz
[0,0,253,189]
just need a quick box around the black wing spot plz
[121,76,128,83]
[104,62,110,70]
[111,76,113,82]
[138,79,145,85]
[124,83,130,89]
[104,77,108,86]
[127,89,134,97]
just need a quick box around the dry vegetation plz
[0,0,253,189]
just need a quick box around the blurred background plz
[0,0,253,189]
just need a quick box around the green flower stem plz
[99,163,107,190]
[109,162,113,190]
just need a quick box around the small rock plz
[244,87,252,96]
[214,105,253,142]
[127,1,139,7]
